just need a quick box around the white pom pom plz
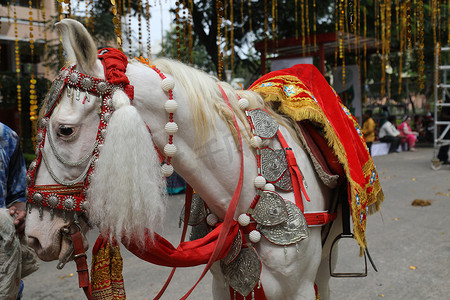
[238,214,250,227]
[238,98,249,110]
[165,121,178,134]
[161,77,175,92]
[164,100,178,113]
[264,183,275,191]
[250,136,262,148]
[206,213,218,226]
[249,230,261,243]
[164,143,177,157]
[261,139,270,147]
[161,163,174,177]
[254,176,266,189]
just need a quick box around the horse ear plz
[55,19,97,74]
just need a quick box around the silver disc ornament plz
[251,191,288,226]
[257,201,309,246]
[220,246,261,297]
[248,109,279,139]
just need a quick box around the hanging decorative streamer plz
[146,0,151,57]
[64,0,71,18]
[85,0,89,28]
[89,0,94,33]
[271,0,276,53]
[264,0,268,68]
[223,0,228,72]
[138,0,143,57]
[127,0,132,57]
[295,0,298,39]
[248,0,252,33]
[406,0,412,50]
[241,0,244,34]
[398,3,405,95]
[417,0,425,91]
[363,6,367,79]
[111,0,123,52]
[13,0,22,138]
[300,0,305,54]
[230,0,235,78]
[188,0,194,65]
[313,0,316,48]
[28,0,38,146]
[380,3,386,97]
[175,1,181,60]
[40,0,50,88]
[217,0,224,79]
[182,1,189,63]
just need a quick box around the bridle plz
[26,49,132,300]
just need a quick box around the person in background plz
[398,115,418,152]
[379,115,402,153]
[0,122,39,300]
[362,109,376,155]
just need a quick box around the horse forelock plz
[86,99,167,245]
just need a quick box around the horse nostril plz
[27,236,42,252]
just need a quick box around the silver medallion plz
[45,78,65,115]
[257,201,309,246]
[69,72,79,84]
[81,77,93,90]
[220,246,261,297]
[251,191,288,226]
[180,193,208,226]
[97,81,108,94]
[248,109,279,139]
[189,221,210,241]
[47,195,59,208]
[32,192,43,204]
[63,197,75,210]
[221,231,242,265]
[261,148,287,182]
[26,174,32,185]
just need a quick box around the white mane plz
[86,88,167,245]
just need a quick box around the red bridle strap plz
[71,229,92,300]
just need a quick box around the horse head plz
[26,19,166,262]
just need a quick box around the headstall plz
[26,62,125,221]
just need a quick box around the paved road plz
[22,147,450,299]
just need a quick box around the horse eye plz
[58,125,74,136]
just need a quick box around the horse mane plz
[147,57,299,150]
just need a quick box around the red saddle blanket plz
[249,64,384,250]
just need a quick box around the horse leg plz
[210,263,231,300]
[315,204,343,300]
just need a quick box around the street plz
[23,147,450,299]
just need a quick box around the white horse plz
[25,19,351,300]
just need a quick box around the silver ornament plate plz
[273,149,293,191]
[251,191,288,226]
[257,201,309,246]
[221,231,242,265]
[220,246,261,297]
[261,148,288,183]
[248,109,279,139]
[45,78,65,115]
[180,194,208,226]
[189,221,211,241]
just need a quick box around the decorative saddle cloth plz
[249,64,384,250]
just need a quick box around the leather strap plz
[71,230,92,300]
[276,130,310,211]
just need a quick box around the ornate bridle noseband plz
[26,57,126,222]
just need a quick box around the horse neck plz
[127,64,257,219]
